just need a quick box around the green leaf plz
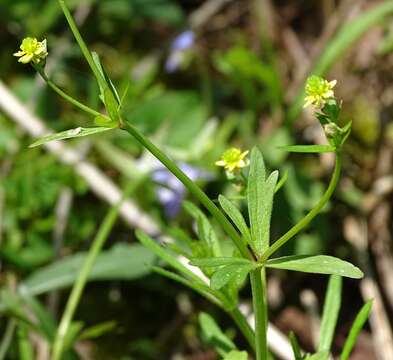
[78,321,117,340]
[199,312,236,357]
[183,201,221,257]
[278,145,335,153]
[21,244,154,296]
[29,126,114,148]
[189,257,253,268]
[224,350,248,360]
[248,148,278,256]
[266,255,363,279]
[218,195,251,244]
[305,351,329,360]
[152,267,222,307]
[289,332,303,360]
[340,300,373,360]
[210,263,255,290]
[318,275,342,355]
[136,230,205,285]
[103,87,120,122]
[92,51,120,104]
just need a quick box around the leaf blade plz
[29,126,114,148]
[266,255,363,279]
[278,145,335,153]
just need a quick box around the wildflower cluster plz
[14,37,48,65]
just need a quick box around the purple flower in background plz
[152,163,212,218]
[171,30,195,51]
[165,30,195,73]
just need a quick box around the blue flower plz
[165,30,195,73]
[152,163,211,218]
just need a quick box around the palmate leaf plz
[29,126,114,148]
[248,148,278,256]
[278,145,335,153]
[266,255,363,279]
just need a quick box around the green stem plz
[34,66,105,119]
[123,120,252,260]
[57,0,107,91]
[0,320,16,360]
[260,152,342,262]
[229,307,256,352]
[51,178,144,360]
[250,268,268,360]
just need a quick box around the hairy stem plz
[260,152,342,262]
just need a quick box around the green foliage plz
[248,147,278,256]
[318,276,342,355]
[29,126,114,148]
[266,255,363,279]
[199,312,236,357]
[340,300,373,360]
[21,243,155,296]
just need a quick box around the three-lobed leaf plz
[266,255,363,279]
[29,126,114,148]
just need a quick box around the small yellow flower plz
[14,37,48,64]
[215,148,249,174]
[304,75,336,108]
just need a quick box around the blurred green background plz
[1,0,393,359]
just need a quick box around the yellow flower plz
[14,37,48,64]
[215,148,249,174]
[304,75,336,108]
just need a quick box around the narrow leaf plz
[29,126,114,148]
[218,195,251,244]
[21,244,154,296]
[248,147,269,256]
[189,257,253,268]
[183,201,221,257]
[266,255,363,279]
[136,230,204,285]
[306,351,329,360]
[210,263,255,290]
[224,350,248,360]
[289,332,303,360]
[340,300,373,360]
[199,312,236,357]
[278,145,335,153]
[103,87,120,122]
[318,275,342,354]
